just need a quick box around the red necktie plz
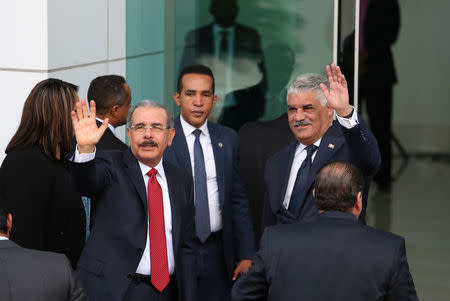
[147,168,169,292]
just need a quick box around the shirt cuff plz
[336,107,359,129]
[74,145,96,163]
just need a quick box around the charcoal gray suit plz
[0,239,87,301]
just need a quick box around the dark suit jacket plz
[95,120,128,151]
[221,82,266,132]
[237,114,296,243]
[0,239,87,301]
[164,117,255,278]
[262,116,381,228]
[88,121,129,223]
[232,211,418,301]
[0,146,86,268]
[68,149,197,301]
[180,23,264,72]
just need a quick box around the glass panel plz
[127,0,334,131]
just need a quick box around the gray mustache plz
[139,140,158,147]
[293,120,312,127]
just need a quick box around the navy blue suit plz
[164,117,255,294]
[233,211,418,301]
[68,149,197,301]
[262,116,381,228]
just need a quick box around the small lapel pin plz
[218,142,223,148]
[328,143,335,149]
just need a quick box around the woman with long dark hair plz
[0,78,86,267]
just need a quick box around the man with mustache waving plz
[69,99,197,301]
[261,64,381,229]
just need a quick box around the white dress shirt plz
[73,150,175,275]
[282,109,359,209]
[0,236,8,240]
[180,116,222,232]
[135,160,174,275]
[213,23,235,95]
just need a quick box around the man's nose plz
[143,127,154,138]
[294,108,305,120]
[193,94,203,106]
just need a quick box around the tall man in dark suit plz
[364,0,400,190]
[87,74,130,151]
[0,207,88,301]
[232,161,418,301]
[164,64,255,301]
[69,99,197,301]
[262,64,381,228]
[180,0,265,122]
[180,0,264,74]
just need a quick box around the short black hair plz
[0,207,9,234]
[87,75,128,116]
[177,64,215,94]
[313,161,365,212]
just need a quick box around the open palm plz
[71,100,108,152]
[320,64,352,116]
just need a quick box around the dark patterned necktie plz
[288,144,318,216]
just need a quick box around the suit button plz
[137,248,143,254]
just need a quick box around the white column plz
[0,0,127,164]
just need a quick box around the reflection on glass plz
[340,0,400,190]
[179,0,265,122]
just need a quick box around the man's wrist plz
[337,107,354,118]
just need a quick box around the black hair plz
[87,75,128,116]
[176,64,215,94]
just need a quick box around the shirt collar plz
[138,159,166,182]
[0,236,9,241]
[213,23,235,35]
[179,115,210,139]
[96,117,116,135]
[297,137,322,153]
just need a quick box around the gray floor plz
[366,157,450,300]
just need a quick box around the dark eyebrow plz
[303,104,314,109]
[185,89,196,94]
[151,122,164,127]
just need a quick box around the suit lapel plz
[279,142,298,204]
[172,118,193,174]
[305,122,345,195]
[269,141,297,216]
[208,123,225,209]
[163,162,181,254]
[123,149,148,212]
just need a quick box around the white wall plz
[0,0,127,164]
[0,1,48,163]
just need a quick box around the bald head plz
[313,161,364,215]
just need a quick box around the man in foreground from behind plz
[0,206,87,301]
[232,161,418,301]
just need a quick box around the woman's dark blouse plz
[0,146,85,267]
